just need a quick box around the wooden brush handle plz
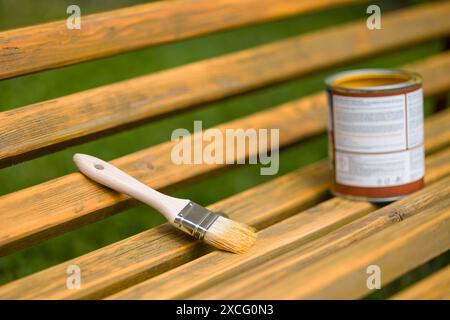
[73,153,189,222]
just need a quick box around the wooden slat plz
[190,150,450,299]
[109,168,450,300]
[391,264,450,300]
[1,2,450,167]
[222,179,450,300]
[0,93,327,257]
[110,199,374,300]
[1,53,450,256]
[0,161,331,299]
[3,145,450,301]
[424,105,450,155]
[2,120,450,301]
[0,0,361,80]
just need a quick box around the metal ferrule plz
[173,201,219,240]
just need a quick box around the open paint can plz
[325,69,424,202]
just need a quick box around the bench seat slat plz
[1,115,450,299]
[210,177,450,300]
[0,0,360,80]
[391,264,450,300]
[0,53,449,256]
[1,2,450,168]
[190,149,450,299]
[109,168,450,299]
[111,198,375,300]
[0,161,331,299]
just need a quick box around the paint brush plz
[73,153,256,253]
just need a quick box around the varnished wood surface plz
[1,53,449,256]
[0,0,360,79]
[0,91,327,256]
[230,177,450,300]
[191,148,450,299]
[3,142,447,299]
[111,173,450,299]
[0,161,330,299]
[391,264,450,300]
[109,197,375,299]
[1,1,450,300]
[1,3,449,167]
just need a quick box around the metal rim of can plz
[325,68,422,93]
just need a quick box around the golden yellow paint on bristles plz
[204,216,257,254]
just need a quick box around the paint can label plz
[332,88,424,188]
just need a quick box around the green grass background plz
[0,0,448,298]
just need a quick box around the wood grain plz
[391,264,450,300]
[110,172,450,300]
[0,0,360,80]
[0,92,327,256]
[191,148,450,299]
[0,161,330,299]
[1,53,450,256]
[228,176,450,300]
[2,2,450,167]
[424,106,450,155]
[108,197,375,300]
[2,113,450,300]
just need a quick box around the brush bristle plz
[203,216,257,254]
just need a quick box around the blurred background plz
[0,0,448,298]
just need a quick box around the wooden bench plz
[1,0,449,299]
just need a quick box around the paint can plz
[325,69,424,202]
